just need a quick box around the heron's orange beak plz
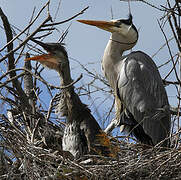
[77,20,115,32]
[25,54,59,70]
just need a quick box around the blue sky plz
[0,1,177,129]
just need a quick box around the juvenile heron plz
[25,39,113,158]
[78,14,171,147]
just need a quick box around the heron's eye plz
[115,21,122,27]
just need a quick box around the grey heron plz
[78,14,171,147]
[25,39,114,158]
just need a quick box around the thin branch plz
[43,6,89,27]
[0,68,83,89]
[0,73,25,88]
[119,0,164,11]
[158,20,180,82]
[0,15,52,63]
[0,1,50,52]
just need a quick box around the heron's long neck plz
[102,33,133,89]
[58,61,73,86]
[58,58,85,123]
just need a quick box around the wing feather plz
[117,51,170,145]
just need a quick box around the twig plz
[0,7,32,110]
[46,93,60,122]
[157,20,180,82]
[0,73,25,88]
[0,68,83,90]
[0,15,51,63]
[0,1,50,52]
[31,118,41,143]
[163,55,179,80]
[43,6,89,27]
[119,0,164,11]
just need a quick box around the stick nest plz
[0,115,180,180]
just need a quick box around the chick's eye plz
[52,51,56,55]
[50,47,56,53]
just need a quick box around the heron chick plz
[25,39,115,158]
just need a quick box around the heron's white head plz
[78,14,138,50]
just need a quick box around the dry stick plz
[0,15,52,63]
[0,68,50,90]
[167,0,181,51]
[158,53,178,69]
[36,69,54,99]
[43,6,89,27]
[136,149,173,170]
[161,4,179,16]
[39,28,55,31]
[31,118,41,144]
[24,54,37,132]
[53,0,62,21]
[46,93,60,122]
[0,68,24,81]
[21,111,32,143]
[33,32,53,40]
[152,37,174,59]
[175,0,181,17]
[105,99,115,125]
[0,1,50,52]
[168,15,181,52]
[119,0,164,11]
[149,151,178,178]
[167,1,181,147]
[65,158,94,178]
[0,8,32,110]
[14,42,26,65]
[71,57,110,87]
[0,8,49,112]
[58,23,71,42]
[158,20,180,82]
[0,95,18,107]
[163,55,179,80]
[0,6,88,63]
[0,73,25,88]
[1,70,180,116]
[177,51,181,148]
[1,68,83,89]
[3,85,19,100]
[163,80,180,86]
[9,24,49,54]
[14,7,37,64]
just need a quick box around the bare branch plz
[0,1,50,52]
[0,15,51,63]
[43,6,89,27]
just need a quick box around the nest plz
[0,121,180,180]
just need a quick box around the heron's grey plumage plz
[78,15,171,146]
[101,20,170,146]
[116,51,170,146]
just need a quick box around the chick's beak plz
[25,54,59,70]
[77,20,115,32]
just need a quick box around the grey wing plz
[117,51,170,146]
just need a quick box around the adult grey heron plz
[25,39,114,158]
[78,14,171,147]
